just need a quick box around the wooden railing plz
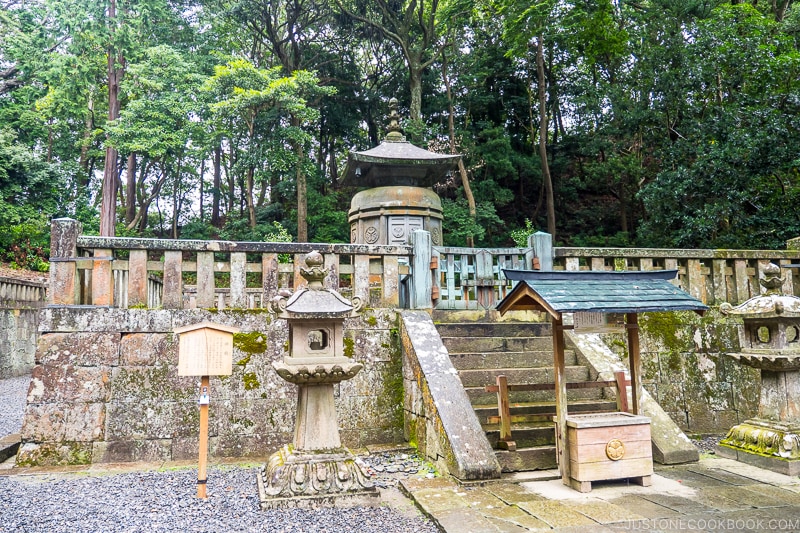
[485,372,631,451]
[49,219,411,310]
[432,246,535,310]
[553,247,800,305]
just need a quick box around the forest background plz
[1,0,799,272]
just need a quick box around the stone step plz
[457,365,590,388]
[465,385,606,406]
[0,433,20,464]
[449,350,577,370]
[435,322,551,339]
[472,399,618,425]
[495,446,558,472]
[442,336,553,354]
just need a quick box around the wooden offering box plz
[565,412,653,493]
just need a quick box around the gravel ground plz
[0,376,439,532]
[0,375,29,438]
[0,465,440,533]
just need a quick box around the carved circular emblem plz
[606,438,625,461]
[350,225,357,243]
[431,226,441,245]
[391,225,405,238]
[365,226,379,244]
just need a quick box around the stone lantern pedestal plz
[257,252,379,509]
[716,263,800,475]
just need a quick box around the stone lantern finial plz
[760,262,785,296]
[385,98,405,142]
[300,251,327,290]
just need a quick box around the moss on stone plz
[365,314,378,327]
[343,335,355,358]
[242,372,260,390]
[233,331,268,354]
[376,326,404,431]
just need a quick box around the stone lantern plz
[257,251,379,509]
[344,98,460,246]
[717,263,800,474]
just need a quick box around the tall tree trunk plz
[245,166,256,228]
[409,60,423,122]
[442,50,476,247]
[293,115,308,242]
[125,152,137,225]
[211,145,222,227]
[536,36,556,238]
[100,0,123,237]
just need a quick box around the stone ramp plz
[400,457,800,531]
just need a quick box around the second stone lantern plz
[344,98,461,247]
[257,251,379,509]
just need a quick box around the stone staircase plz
[436,320,619,472]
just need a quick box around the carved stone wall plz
[17,308,403,466]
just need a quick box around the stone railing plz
[49,218,410,310]
[552,247,800,305]
[0,277,47,309]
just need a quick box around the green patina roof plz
[497,269,708,318]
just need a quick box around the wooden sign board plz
[175,322,240,376]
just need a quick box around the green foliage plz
[510,219,536,248]
[442,198,504,246]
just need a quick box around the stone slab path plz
[400,457,800,532]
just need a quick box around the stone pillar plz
[530,231,553,271]
[49,218,82,305]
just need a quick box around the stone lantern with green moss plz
[257,251,379,509]
[717,263,800,475]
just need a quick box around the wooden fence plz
[0,277,47,309]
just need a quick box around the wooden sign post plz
[175,322,239,499]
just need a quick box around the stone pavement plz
[400,457,800,532]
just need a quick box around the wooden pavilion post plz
[552,313,570,485]
[626,313,642,415]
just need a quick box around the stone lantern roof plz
[720,263,800,319]
[342,98,461,188]
[271,251,362,319]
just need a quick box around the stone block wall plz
[0,308,40,378]
[603,310,760,435]
[17,307,403,466]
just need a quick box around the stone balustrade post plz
[530,231,553,271]
[49,218,82,305]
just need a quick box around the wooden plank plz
[568,439,652,462]
[568,424,651,446]
[485,380,618,393]
[569,457,653,482]
[196,251,215,308]
[446,254,456,307]
[229,252,247,308]
[162,250,183,309]
[615,371,629,413]
[626,313,642,415]
[552,315,570,485]
[128,249,148,308]
[262,253,279,305]
[410,231,431,309]
[496,375,514,450]
[383,255,400,306]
